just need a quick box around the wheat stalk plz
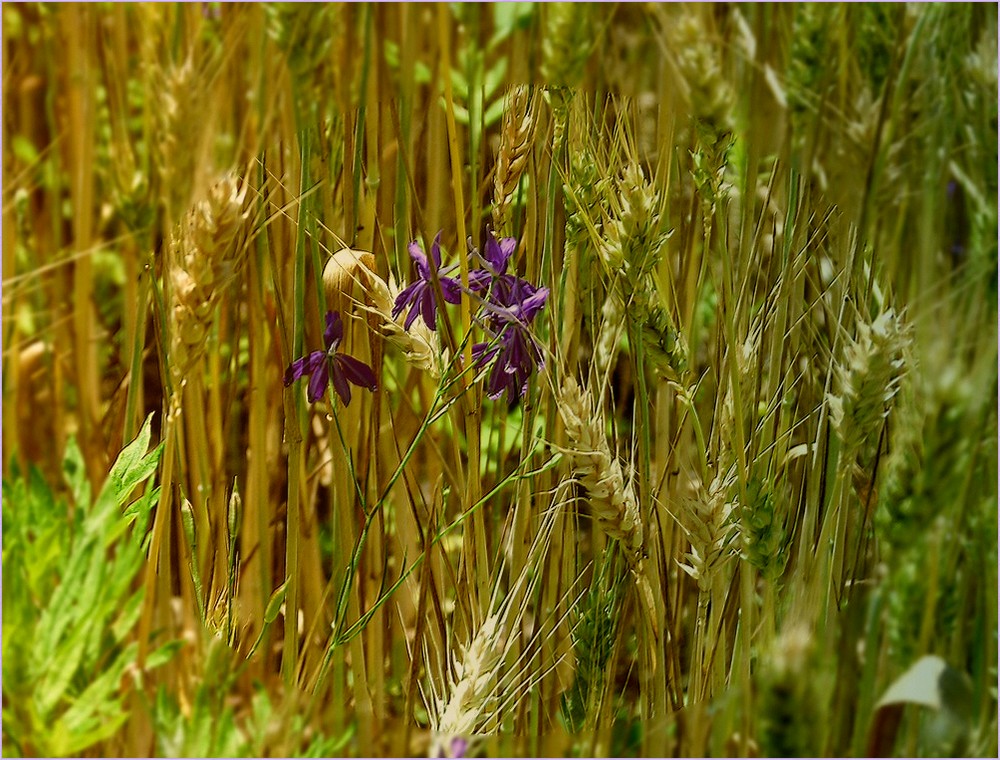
[427,499,566,757]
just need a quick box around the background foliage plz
[2,3,997,757]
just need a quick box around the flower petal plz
[483,232,515,274]
[324,311,344,349]
[336,353,378,391]
[284,351,325,386]
[408,239,430,278]
[330,362,352,406]
[284,355,311,386]
[518,286,549,324]
[403,298,423,331]
[472,341,500,368]
[307,358,330,403]
[421,289,437,330]
[393,281,422,320]
[439,276,464,304]
[429,230,443,268]
[468,268,492,293]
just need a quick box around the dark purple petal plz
[324,310,344,350]
[508,276,539,306]
[485,359,509,399]
[330,362,352,406]
[335,353,378,391]
[420,288,437,330]
[429,231,443,268]
[284,351,325,386]
[307,358,330,403]
[439,276,464,304]
[392,280,423,319]
[468,268,492,293]
[483,232,516,274]
[472,341,499,368]
[393,281,423,321]
[516,286,549,324]
[408,239,431,278]
[403,297,423,331]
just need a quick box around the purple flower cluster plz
[284,310,378,406]
[394,231,548,402]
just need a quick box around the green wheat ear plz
[738,475,787,582]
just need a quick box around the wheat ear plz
[492,85,538,237]
[168,174,249,385]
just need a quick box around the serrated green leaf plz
[60,642,136,731]
[147,639,183,670]
[97,414,160,516]
[33,616,93,720]
[68,714,130,756]
[111,588,144,642]
[62,436,91,510]
[33,543,102,674]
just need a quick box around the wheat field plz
[2,3,997,757]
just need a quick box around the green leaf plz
[484,98,506,129]
[11,134,39,165]
[97,414,161,517]
[33,616,93,720]
[110,588,144,643]
[483,56,508,101]
[147,640,183,670]
[62,436,91,510]
[60,642,137,733]
[490,2,535,46]
[264,581,288,625]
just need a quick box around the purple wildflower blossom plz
[284,311,378,405]
[449,737,469,759]
[392,233,463,330]
[473,287,549,401]
[469,232,539,324]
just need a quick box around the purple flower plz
[392,233,463,330]
[284,311,378,405]
[469,232,539,323]
[449,737,469,759]
[473,287,549,401]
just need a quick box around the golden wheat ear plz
[168,173,250,385]
[492,85,538,238]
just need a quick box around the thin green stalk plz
[437,4,487,620]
